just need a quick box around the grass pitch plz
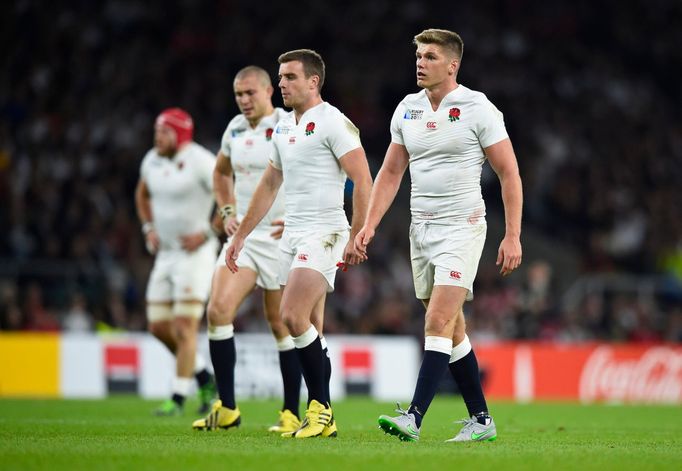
[1,396,680,471]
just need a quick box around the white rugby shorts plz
[146,238,219,304]
[409,222,486,300]
[216,231,281,290]
[278,228,350,292]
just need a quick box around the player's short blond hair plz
[278,49,325,92]
[234,65,272,87]
[414,29,464,60]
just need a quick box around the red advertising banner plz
[475,343,682,403]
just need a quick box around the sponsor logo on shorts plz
[297,253,309,262]
[403,109,424,120]
[449,271,462,280]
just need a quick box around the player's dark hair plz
[278,49,326,92]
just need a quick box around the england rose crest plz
[448,108,461,122]
[265,128,274,141]
[305,122,315,136]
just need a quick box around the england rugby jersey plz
[270,102,361,231]
[140,143,216,251]
[390,85,508,224]
[221,108,287,233]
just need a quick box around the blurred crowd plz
[1,0,681,341]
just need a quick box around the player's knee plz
[173,321,195,345]
[281,307,304,335]
[206,298,234,326]
[424,309,455,335]
[269,319,289,339]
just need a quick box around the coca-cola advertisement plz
[475,342,682,404]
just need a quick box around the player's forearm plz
[213,170,235,207]
[349,174,373,238]
[365,168,402,231]
[499,171,523,238]
[134,183,152,224]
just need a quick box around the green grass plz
[1,397,680,470]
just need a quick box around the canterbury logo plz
[297,253,309,261]
[449,271,462,279]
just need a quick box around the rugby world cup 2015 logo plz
[448,107,461,122]
[305,122,315,136]
[403,109,424,120]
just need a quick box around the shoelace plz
[454,416,479,432]
[394,402,411,416]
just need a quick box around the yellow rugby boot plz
[192,400,241,431]
[321,415,338,438]
[268,409,301,433]
[293,400,332,439]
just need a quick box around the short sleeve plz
[197,148,216,191]
[270,137,282,170]
[140,150,153,180]
[476,99,509,149]
[326,113,362,160]
[389,103,406,146]
[220,125,232,157]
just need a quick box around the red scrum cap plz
[155,108,194,146]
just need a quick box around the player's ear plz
[266,85,274,98]
[310,74,320,91]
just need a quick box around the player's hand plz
[145,230,160,255]
[354,226,375,260]
[270,219,284,240]
[180,232,206,252]
[224,217,240,237]
[496,235,522,276]
[342,239,365,267]
[225,237,245,273]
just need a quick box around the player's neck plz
[293,96,323,123]
[248,105,275,129]
[425,81,459,111]
[162,142,190,159]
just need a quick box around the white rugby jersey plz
[140,142,216,251]
[221,108,287,233]
[390,85,508,224]
[270,102,361,231]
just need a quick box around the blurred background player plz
[225,49,373,438]
[135,108,218,416]
[356,29,522,442]
[192,66,303,433]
